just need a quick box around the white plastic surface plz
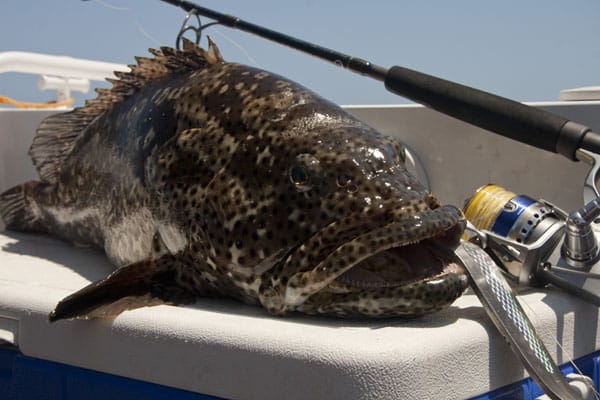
[37,75,89,93]
[1,104,600,399]
[0,51,129,81]
[0,110,59,204]
[560,86,600,101]
[37,75,90,102]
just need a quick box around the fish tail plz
[0,181,50,233]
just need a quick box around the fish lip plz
[297,260,469,318]
[278,204,466,312]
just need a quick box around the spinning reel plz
[463,149,600,307]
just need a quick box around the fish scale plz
[0,38,468,321]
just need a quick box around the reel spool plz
[464,185,563,247]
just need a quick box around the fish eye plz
[290,165,311,191]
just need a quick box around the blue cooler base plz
[0,345,220,400]
[1,345,599,399]
[469,350,600,399]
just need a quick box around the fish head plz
[209,118,467,317]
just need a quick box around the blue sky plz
[1,0,599,106]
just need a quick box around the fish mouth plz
[299,234,467,317]
[260,205,468,317]
[331,238,463,290]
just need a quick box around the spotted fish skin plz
[0,40,468,321]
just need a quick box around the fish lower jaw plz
[328,259,464,292]
[297,268,469,318]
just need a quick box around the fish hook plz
[175,9,221,50]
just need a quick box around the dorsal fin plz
[30,38,225,183]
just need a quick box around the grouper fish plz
[0,39,468,321]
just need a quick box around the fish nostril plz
[336,174,350,187]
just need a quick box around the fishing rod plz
[159,0,600,162]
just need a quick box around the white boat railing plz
[0,51,129,103]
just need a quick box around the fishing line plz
[92,0,260,67]
[91,0,162,46]
[211,28,262,68]
[131,17,163,47]
[93,0,127,11]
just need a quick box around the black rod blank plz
[160,0,600,160]
[160,0,387,79]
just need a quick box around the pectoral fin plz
[49,254,196,322]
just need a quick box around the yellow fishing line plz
[0,95,73,109]
[464,184,516,231]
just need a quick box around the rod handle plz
[384,65,599,160]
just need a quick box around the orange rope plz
[0,95,74,109]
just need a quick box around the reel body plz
[463,173,600,305]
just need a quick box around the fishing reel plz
[463,150,600,306]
